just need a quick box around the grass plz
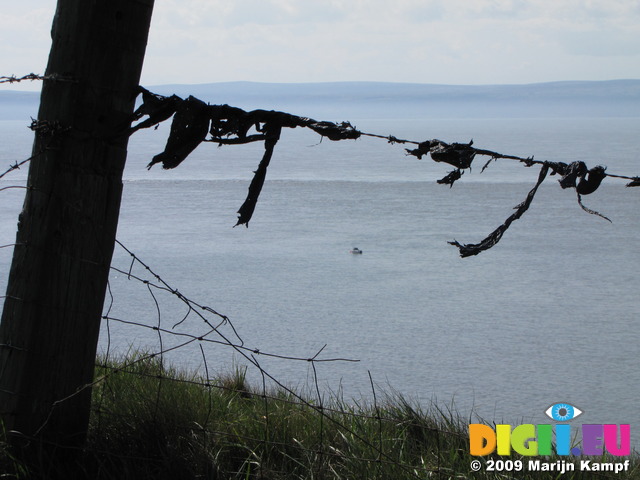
[2,353,639,479]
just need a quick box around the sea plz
[1,99,639,448]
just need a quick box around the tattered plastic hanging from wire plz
[130,87,638,257]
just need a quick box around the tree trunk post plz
[0,0,154,450]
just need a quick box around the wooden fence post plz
[0,0,154,449]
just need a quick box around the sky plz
[1,0,640,90]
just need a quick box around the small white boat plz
[349,247,363,254]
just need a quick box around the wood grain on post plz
[0,0,154,449]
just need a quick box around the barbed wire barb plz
[0,72,77,84]
[128,86,638,257]
[1,76,638,477]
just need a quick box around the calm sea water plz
[1,114,639,446]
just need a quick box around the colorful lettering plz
[469,423,631,457]
[604,424,631,456]
[469,424,495,456]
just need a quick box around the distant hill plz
[2,80,639,120]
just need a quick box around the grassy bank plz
[2,354,639,479]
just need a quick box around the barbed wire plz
[0,158,32,180]
[0,72,76,84]
[131,86,639,256]
[1,83,638,478]
[0,159,431,476]
[0,119,67,180]
[101,242,429,475]
[3,85,638,255]
[76,243,450,477]
[0,149,479,477]
[0,73,46,84]
[2,163,633,479]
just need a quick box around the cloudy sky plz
[2,0,640,89]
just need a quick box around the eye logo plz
[470,403,630,457]
[545,403,583,422]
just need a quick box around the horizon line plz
[148,78,640,87]
[2,78,640,94]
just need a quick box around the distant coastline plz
[1,79,639,120]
